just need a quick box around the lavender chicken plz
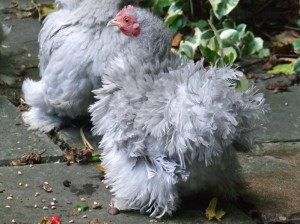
[22,0,134,132]
[90,5,269,218]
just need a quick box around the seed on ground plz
[35,192,40,197]
[19,182,22,186]
[7,196,13,200]
[5,205,11,208]
[43,206,48,210]
[82,215,88,218]
[80,197,86,202]
[34,204,38,208]
[17,171,22,175]
[51,206,56,209]
[25,184,28,187]
[69,220,74,223]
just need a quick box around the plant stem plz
[189,0,194,19]
[208,19,225,67]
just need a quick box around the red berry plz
[48,215,62,224]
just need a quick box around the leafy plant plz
[145,0,270,67]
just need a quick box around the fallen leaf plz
[267,63,294,75]
[172,33,183,48]
[215,208,226,221]
[37,4,56,21]
[278,58,297,64]
[95,165,106,172]
[16,12,34,19]
[41,182,53,193]
[205,197,226,221]
[265,81,289,92]
[20,151,42,164]
[0,187,5,193]
[275,31,299,45]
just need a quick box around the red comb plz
[116,5,134,17]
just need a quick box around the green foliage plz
[293,38,300,54]
[292,58,300,75]
[209,0,240,20]
[145,0,269,67]
[267,64,294,76]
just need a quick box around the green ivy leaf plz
[236,24,247,38]
[165,3,183,25]
[200,30,215,46]
[191,20,208,29]
[168,16,187,34]
[292,58,300,75]
[208,36,220,51]
[199,46,219,66]
[178,27,202,59]
[178,44,194,59]
[220,29,240,44]
[293,38,300,54]
[258,48,270,58]
[241,33,263,56]
[222,19,235,29]
[209,0,240,20]
[223,46,238,64]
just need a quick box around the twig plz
[80,126,94,151]
[284,25,300,32]
[275,54,299,59]
[189,0,194,19]
[239,59,264,69]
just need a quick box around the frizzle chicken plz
[22,0,134,132]
[89,6,269,218]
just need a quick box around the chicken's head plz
[107,5,141,37]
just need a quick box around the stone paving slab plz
[0,163,253,224]
[239,142,300,222]
[0,97,63,166]
[254,77,300,143]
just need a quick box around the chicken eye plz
[123,17,130,23]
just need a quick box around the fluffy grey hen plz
[89,6,269,218]
[22,0,134,132]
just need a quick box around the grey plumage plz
[89,7,269,218]
[22,0,132,132]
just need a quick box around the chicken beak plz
[107,19,121,27]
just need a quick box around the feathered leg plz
[102,144,184,218]
[22,79,64,132]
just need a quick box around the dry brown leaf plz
[278,57,297,63]
[41,182,53,193]
[275,31,299,45]
[95,165,106,172]
[16,12,33,19]
[172,33,183,48]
